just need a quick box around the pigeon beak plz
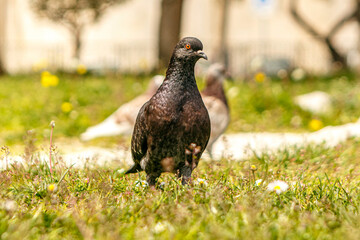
[196,50,208,60]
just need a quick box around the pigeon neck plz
[202,78,228,107]
[165,57,197,84]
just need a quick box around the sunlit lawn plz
[0,73,150,146]
[1,72,360,239]
[1,72,360,146]
[1,138,360,239]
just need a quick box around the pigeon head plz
[202,63,231,108]
[206,63,232,85]
[206,63,226,83]
[172,37,208,62]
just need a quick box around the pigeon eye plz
[185,44,191,50]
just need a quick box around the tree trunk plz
[72,27,82,60]
[0,58,5,75]
[0,0,8,75]
[158,0,184,68]
[214,0,230,67]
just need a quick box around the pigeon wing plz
[131,102,149,163]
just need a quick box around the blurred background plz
[1,0,360,148]
[1,0,359,75]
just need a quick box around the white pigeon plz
[201,63,231,157]
[80,75,163,141]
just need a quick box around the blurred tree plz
[30,0,128,60]
[290,0,360,69]
[158,0,184,68]
[0,57,4,75]
[0,0,7,75]
[214,0,230,67]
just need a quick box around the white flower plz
[196,178,208,186]
[117,168,125,174]
[135,180,148,188]
[3,200,17,212]
[255,179,263,186]
[267,180,289,194]
[159,181,166,189]
[210,206,218,214]
[153,222,166,234]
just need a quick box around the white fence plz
[3,39,333,76]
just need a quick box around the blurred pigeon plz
[294,91,332,115]
[80,75,163,141]
[201,63,231,157]
[126,37,210,186]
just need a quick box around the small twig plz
[49,121,55,177]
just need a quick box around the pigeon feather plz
[126,37,210,186]
[201,63,231,157]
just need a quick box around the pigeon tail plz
[125,163,142,174]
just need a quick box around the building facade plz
[0,0,358,75]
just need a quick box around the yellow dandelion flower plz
[250,165,257,171]
[77,64,87,75]
[41,71,51,87]
[41,71,51,78]
[254,72,266,83]
[47,183,57,192]
[61,102,73,113]
[49,75,59,86]
[308,119,323,131]
[41,71,59,87]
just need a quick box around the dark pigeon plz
[201,63,231,157]
[126,37,210,186]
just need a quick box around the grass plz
[2,72,360,239]
[1,138,360,239]
[0,73,150,146]
[2,72,360,146]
